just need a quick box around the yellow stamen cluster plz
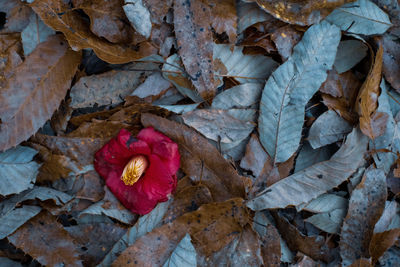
[121,155,148,186]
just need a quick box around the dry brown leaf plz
[69,108,123,128]
[340,167,387,266]
[143,0,172,24]
[252,0,355,25]
[141,113,249,201]
[76,170,105,202]
[369,228,400,264]
[68,120,133,139]
[207,0,237,42]
[348,258,373,267]
[72,0,134,44]
[382,35,400,92]
[50,99,73,134]
[173,0,218,101]
[270,25,302,60]
[0,35,81,151]
[31,0,157,64]
[66,222,127,266]
[260,224,281,267]
[0,0,32,33]
[8,212,83,267]
[0,33,23,87]
[322,94,359,123]
[112,198,248,266]
[272,211,336,262]
[357,45,388,139]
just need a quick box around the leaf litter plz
[0,1,399,266]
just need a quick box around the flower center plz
[121,155,148,186]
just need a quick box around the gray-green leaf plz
[258,21,341,163]
[163,234,197,267]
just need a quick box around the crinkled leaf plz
[334,40,368,74]
[247,128,367,210]
[308,110,352,149]
[213,44,278,84]
[181,109,255,143]
[340,167,387,266]
[326,0,391,35]
[0,146,39,196]
[98,200,171,266]
[258,21,341,163]
[163,234,197,267]
[212,83,263,109]
[0,205,41,239]
[0,35,81,151]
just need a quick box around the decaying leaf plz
[31,0,157,64]
[357,45,388,139]
[8,212,83,267]
[253,0,355,25]
[207,0,237,42]
[247,128,367,210]
[173,0,217,100]
[0,35,81,151]
[0,33,23,86]
[258,21,341,163]
[112,198,248,266]
[340,167,387,266]
[326,0,392,35]
[0,146,40,196]
[141,113,248,201]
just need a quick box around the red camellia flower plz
[94,127,180,215]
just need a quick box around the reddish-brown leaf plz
[8,212,83,267]
[348,258,373,267]
[112,198,248,266]
[207,0,237,42]
[357,45,388,139]
[252,0,355,25]
[72,0,134,44]
[141,113,249,201]
[0,33,23,87]
[370,228,400,264]
[173,0,218,100]
[31,0,157,64]
[260,224,281,267]
[0,35,81,151]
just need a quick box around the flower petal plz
[151,140,180,175]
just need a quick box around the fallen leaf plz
[370,229,400,264]
[357,45,388,139]
[374,201,400,233]
[31,0,157,64]
[326,0,391,35]
[163,233,197,267]
[73,0,134,43]
[240,134,269,178]
[8,212,83,267]
[141,113,248,201]
[173,0,217,100]
[308,110,352,149]
[247,128,367,210]
[157,103,200,114]
[213,44,278,84]
[65,222,127,266]
[76,171,105,202]
[339,167,387,266]
[50,99,73,134]
[131,72,172,100]
[143,0,172,24]
[0,0,32,33]
[0,257,24,267]
[112,198,248,266]
[378,246,400,266]
[98,200,171,266]
[259,224,281,267]
[348,258,372,267]
[258,21,341,163]
[67,120,133,139]
[294,142,333,172]
[123,0,152,39]
[334,40,368,74]
[270,25,302,60]
[382,35,400,91]
[236,1,272,33]
[21,13,54,55]
[253,0,355,25]
[212,83,263,110]
[0,206,41,240]
[0,146,40,196]
[0,33,23,86]
[320,68,361,100]
[305,209,347,234]
[0,35,81,151]
[207,0,237,42]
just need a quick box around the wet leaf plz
[141,113,248,201]
[0,146,39,196]
[98,200,170,266]
[31,0,157,64]
[382,35,400,91]
[213,44,278,84]
[308,110,352,149]
[334,40,368,74]
[247,128,367,210]
[326,0,391,35]
[181,109,255,143]
[163,234,197,267]
[112,198,248,266]
[0,206,41,240]
[21,13,55,56]
[258,21,341,163]
[8,212,83,267]
[173,0,217,100]
[340,167,387,266]
[253,0,355,25]
[357,45,388,139]
[73,0,134,43]
[211,83,263,110]
[0,35,81,151]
